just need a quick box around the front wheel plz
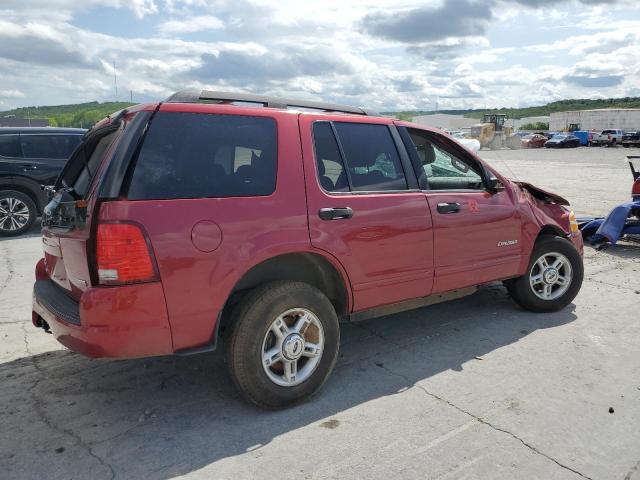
[504,236,583,313]
[225,281,340,409]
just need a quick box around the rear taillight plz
[96,223,157,285]
[632,179,640,197]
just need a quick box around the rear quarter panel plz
[99,105,315,351]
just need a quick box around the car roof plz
[392,120,445,135]
[0,127,87,135]
[166,89,379,116]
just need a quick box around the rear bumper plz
[32,279,173,359]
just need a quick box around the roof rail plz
[165,89,376,116]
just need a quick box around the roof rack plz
[165,89,376,116]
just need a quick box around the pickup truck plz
[591,129,624,147]
[622,131,640,148]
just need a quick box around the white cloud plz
[0,89,25,98]
[129,0,159,18]
[0,0,638,112]
[157,15,224,35]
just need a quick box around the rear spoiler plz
[83,109,128,139]
[516,182,570,206]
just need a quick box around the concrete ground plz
[1,146,639,480]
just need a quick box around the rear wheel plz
[225,281,340,409]
[0,190,36,237]
[504,236,583,313]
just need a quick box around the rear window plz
[20,134,82,159]
[128,112,277,200]
[0,135,22,157]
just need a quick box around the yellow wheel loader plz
[469,114,520,150]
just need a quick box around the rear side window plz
[312,121,408,192]
[0,135,22,157]
[20,134,82,159]
[313,123,349,192]
[128,112,277,200]
[334,123,407,191]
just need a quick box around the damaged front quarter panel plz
[516,181,570,206]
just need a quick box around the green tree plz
[520,122,549,130]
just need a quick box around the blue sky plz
[0,0,638,111]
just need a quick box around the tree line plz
[0,101,135,128]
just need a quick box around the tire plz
[0,190,37,237]
[225,281,340,409]
[504,236,583,313]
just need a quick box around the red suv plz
[33,90,584,408]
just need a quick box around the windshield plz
[552,135,567,139]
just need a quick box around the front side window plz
[128,112,277,200]
[312,121,408,193]
[0,135,22,157]
[408,129,484,190]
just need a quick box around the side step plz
[349,287,477,322]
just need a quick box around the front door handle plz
[437,202,460,214]
[319,207,353,220]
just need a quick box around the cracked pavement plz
[1,147,640,479]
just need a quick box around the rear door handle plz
[319,207,353,220]
[21,164,38,171]
[437,202,460,214]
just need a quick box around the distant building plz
[550,109,640,132]
[412,113,552,132]
[0,117,49,127]
[411,113,477,131]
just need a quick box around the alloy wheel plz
[261,308,324,387]
[0,197,30,232]
[529,252,573,300]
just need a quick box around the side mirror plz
[451,157,469,173]
[487,176,505,194]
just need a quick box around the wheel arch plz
[0,178,44,214]
[516,222,569,277]
[218,251,352,335]
[537,224,567,240]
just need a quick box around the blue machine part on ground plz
[579,156,640,246]
[578,201,640,245]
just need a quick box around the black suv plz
[0,127,85,236]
